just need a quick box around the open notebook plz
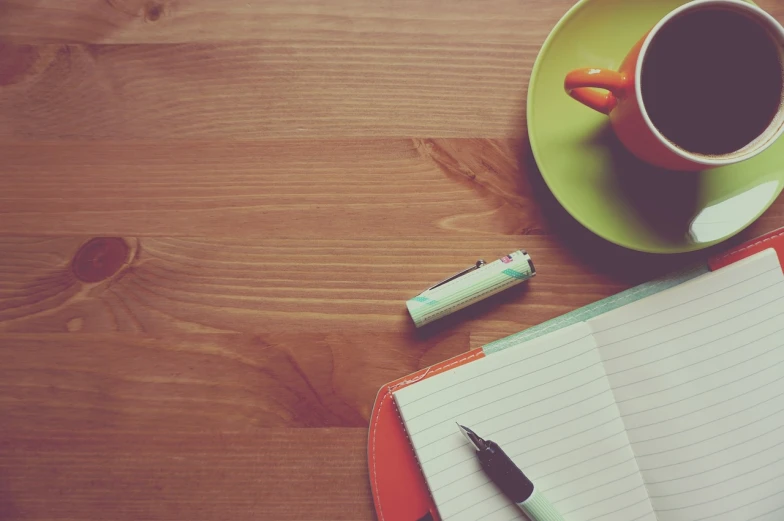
[393,249,784,521]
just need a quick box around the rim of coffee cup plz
[636,0,784,167]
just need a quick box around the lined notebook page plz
[393,323,655,521]
[591,249,784,521]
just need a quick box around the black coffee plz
[641,8,783,156]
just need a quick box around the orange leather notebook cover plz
[367,227,784,521]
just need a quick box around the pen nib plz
[457,423,487,451]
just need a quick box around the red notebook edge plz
[709,228,784,271]
[368,349,485,521]
[368,227,784,521]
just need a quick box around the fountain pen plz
[457,424,565,521]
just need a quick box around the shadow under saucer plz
[583,123,702,245]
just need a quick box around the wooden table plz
[2,1,784,520]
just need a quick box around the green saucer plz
[528,0,784,254]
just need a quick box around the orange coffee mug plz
[564,0,784,171]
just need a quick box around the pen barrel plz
[517,490,565,521]
[406,250,535,328]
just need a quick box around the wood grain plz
[0,0,565,44]
[2,0,784,520]
[0,235,690,336]
[0,428,374,521]
[0,42,540,139]
[0,332,474,430]
[0,139,544,236]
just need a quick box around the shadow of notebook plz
[394,249,784,521]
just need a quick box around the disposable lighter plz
[406,250,536,328]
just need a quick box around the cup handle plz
[564,68,629,115]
